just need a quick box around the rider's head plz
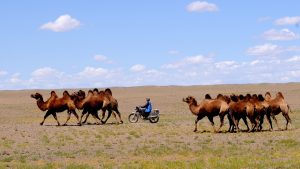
[146,98,150,101]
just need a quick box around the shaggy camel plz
[72,90,105,125]
[31,91,80,126]
[227,94,257,132]
[183,96,229,132]
[81,88,123,124]
[265,92,292,130]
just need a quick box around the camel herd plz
[31,88,123,126]
[183,92,292,132]
[31,88,293,133]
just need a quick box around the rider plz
[141,98,152,118]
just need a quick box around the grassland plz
[0,83,300,168]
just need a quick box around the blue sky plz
[0,1,300,89]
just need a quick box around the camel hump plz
[265,92,271,97]
[276,92,284,99]
[205,94,212,99]
[63,90,70,97]
[230,95,238,102]
[238,94,245,100]
[50,91,58,97]
[105,88,113,96]
[258,94,265,101]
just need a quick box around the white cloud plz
[0,70,8,76]
[185,55,211,64]
[246,43,280,56]
[130,64,146,72]
[78,67,108,77]
[250,60,263,66]
[40,14,80,32]
[275,16,300,25]
[186,1,218,12]
[286,56,300,62]
[162,54,212,69]
[215,61,239,70]
[9,73,22,84]
[31,67,63,79]
[263,29,299,41]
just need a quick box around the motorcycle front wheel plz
[149,116,159,123]
[128,113,139,123]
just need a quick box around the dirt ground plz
[0,83,300,169]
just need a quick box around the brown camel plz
[265,92,292,130]
[81,88,123,124]
[72,90,106,125]
[31,91,80,126]
[183,96,229,132]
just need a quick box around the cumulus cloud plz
[0,70,8,76]
[186,1,218,12]
[286,56,300,62]
[78,67,108,78]
[246,43,280,56]
[162,54,212,69]
[130,64,146,72]
[275,16,300,25]
[263,29,299,41]
[215,61,239,70]
[40,14,80,32]
[31,67,63,79]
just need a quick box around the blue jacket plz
[142,101,152,113]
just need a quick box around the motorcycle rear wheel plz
[149,116,159,123]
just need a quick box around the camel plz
[71,90,105,125]
[81,88,123,124]
[183,96,229,132]
[264,92,292,130]
[227,94,260,132]
[31,91,80,126]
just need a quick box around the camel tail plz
[288,104,293,114]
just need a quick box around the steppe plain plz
[0,83,300,168]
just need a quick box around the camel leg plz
[282,113,291,130]
[217,115,225,132]
[102,109,113,124]
[266,113,273,131]
[40,110,52,125]
[82,112,90,124]
[207,116,216,133]
[63,112,71,126]
[79,109,88,124]
[101,108,107,121]
[52,112,60,126]
[272,115,281,130]
[194,115,204,132]
[71,110,80,125]
[92,111,102,124]
[242,116,249,131]
[114,108,123,124]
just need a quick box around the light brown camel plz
[183,96,229,132]
[31,91,80,126]
[72,90,106,125]
[265,92,292,130]
[80,88,123,124]
[227,94,257,132]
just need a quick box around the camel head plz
[183,96,197,105]
[31,93,43,100]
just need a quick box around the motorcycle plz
[128,106,160,123]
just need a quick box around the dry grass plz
[0,83,300,168]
